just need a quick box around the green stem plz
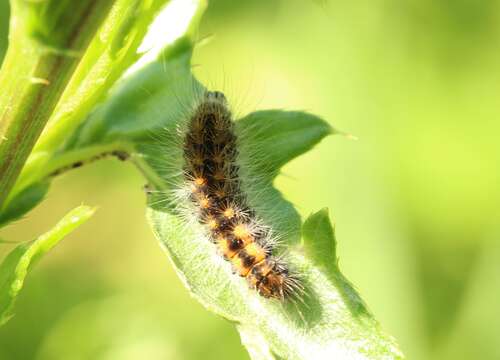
[131,155,168,191]
[0,0,114,209]
[4,142,134,208]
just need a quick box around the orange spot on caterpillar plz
[231,255,251,276]
[223,207,235,219]
[194,177,206,186]
[244,242,266,264]
[205,216,218,230]
[197,194,210,209]
[216,236,238,259]
[233,223,252,240]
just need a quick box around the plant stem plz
[4,142,134,209]
[0,0,114,209]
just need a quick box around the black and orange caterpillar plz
[183,91,299,300]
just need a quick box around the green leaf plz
[143,96,402,357]
[0,181,50,227]
[0,205,96,326]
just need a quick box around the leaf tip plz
[71,204,98,220]
[329,125,358,141]
[54,205,98,234]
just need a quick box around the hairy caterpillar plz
[182,90,301,300]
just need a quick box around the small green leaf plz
[0,205,96,326]
[0,181,50,227]
[302,209,370,317]
[302,208,337,273]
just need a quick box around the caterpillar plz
[182,90,300,300]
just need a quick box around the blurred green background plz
[1,0,500,359]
